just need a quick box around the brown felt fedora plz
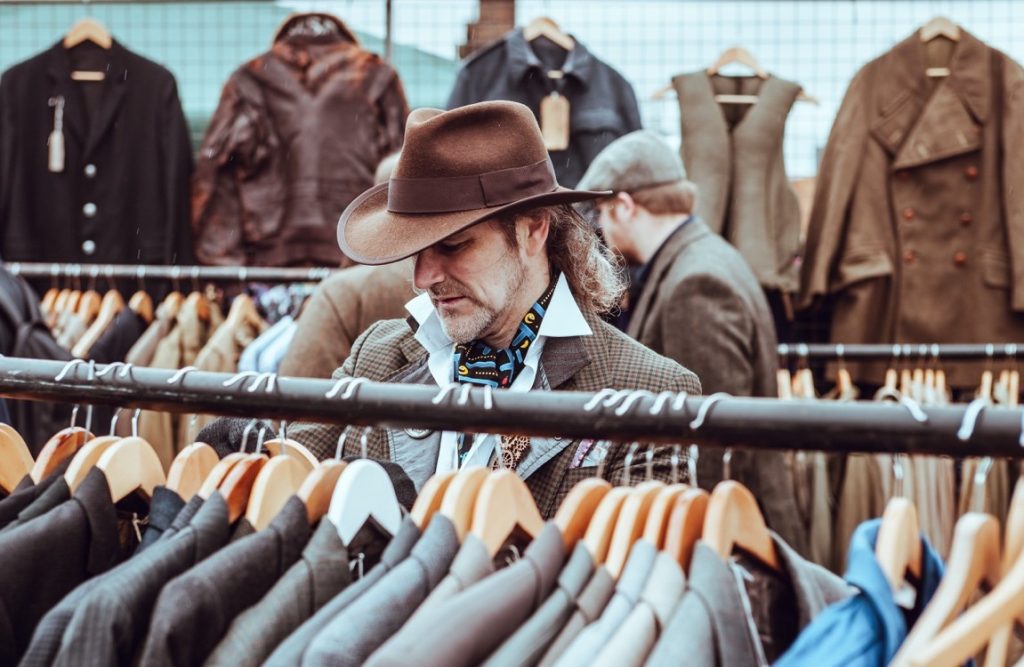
[337,101,610,265]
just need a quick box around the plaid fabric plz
[286,309,700,518]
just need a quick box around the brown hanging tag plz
[540,92,570,151]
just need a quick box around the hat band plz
[387,158,557,214]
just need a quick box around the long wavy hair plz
[499,204,625,315]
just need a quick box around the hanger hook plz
[334,427,351,460]
[360,431,369,459]
[69,404,79,429]
[672,392,689,412]
[670,443,681,484]
[431,383,458,405]
[649,390,677,416]
[83,360,95,435]
[109,407,123,436]
[279,420,288,441]
[97,361,134,380]
[340,377,367,400]
[615,390,656,417]
[722,448,733,480]
[594,441,610,480]
[54,358,86,382]
[255,426,268,454]
[222,371,260,389]
[602,389,632,410]
[187,414,200,444]
[131,409,141,438]
[957,397,989,442]
[246,372,277,394]
[136,265,146,294]
[623,442,640,486]
[482,384,494,410]
[167,366,197,385]
[687,444,699,486]
[689,392,731,431]
[645,443,655,481]
[583,388,618,412]
[893,453,906,498]
[325,377,353,399]
[239,419,258,453]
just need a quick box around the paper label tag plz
[540,92,570,151]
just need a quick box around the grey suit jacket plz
[366,522,565,667]
[536,562,616,667]
[263,517,421,666]
[592,552,685,667]
[407,533,493,622]
[627,220,806,556]
[553,539,657,667]
[21,493,205,667]
[140,496,311,667]
[483,541,594,667]
[52,492,230,667]
[204,517,357,667]
[304,514,460,666]
[645,535,850,667]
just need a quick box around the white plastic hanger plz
[326,433,402,544]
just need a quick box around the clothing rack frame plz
[4,262,338,284]
[778,342,1024,362]
[1,356,1024,458]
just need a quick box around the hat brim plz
[337,182,611,265]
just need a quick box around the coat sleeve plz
[278,278,355,379]
[160,75,195,265]
[370,65,409,162]
[1000,57,1024,311]
[797,67,872,310]
[447,64,477,110]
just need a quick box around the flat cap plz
[576,130,687,194]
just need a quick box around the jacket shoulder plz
[583,318,702,394]
[459,33,513,69]
[338,317,419,382]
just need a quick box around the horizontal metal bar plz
[4,262,338,284]
[0,357,1022,457]
[778,342,1024,361]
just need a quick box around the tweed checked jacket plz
[289,309,700,518]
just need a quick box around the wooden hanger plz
[30,426,92,483]
[0,424,34,493]
[555,477,612,551]
[702,480,780,570]
[76,290,101,326]
[892,512,1001,666]
[226,294,262,331]
[876,496,924,591]
[327,459,403,545]
[64,17,112,49]
[664,487,710,570]
[41,288,60,317]
[642,483,689,549]
[129,291,154,325]
[65,289,83,314]
[64,434,121,493]
[72,290,124,359]
[523,16,575,51]
[605,481,665,578]
[245,455,309,530]
[707,46,767,78]
[440,466,490,540]
[298,459,347,524]
[262,438,317,474]
[410,470,457,531]
[470,469,546,558]
[184,291,210,323]
[52,288,72,320]
[95,436,166,502]
[166,442,219,502]
[160,291,185,321]
[582,487,632,564]
[920,16,961,43]
[217,454,267,523]
[776,368,793,399]
[982,477,1024,666]
[198,452,248,499]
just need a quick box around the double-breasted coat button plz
[81,239,96,256]
[902,208,916,221]
[82,202,97,218]
[84,164,97,178]
[904,250,917,264]
[895,170,910,181]
[965,165,979,180]
[960,212,973,226]
[954,251,968,267]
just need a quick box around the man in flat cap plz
[273,102,700,517]
[578,130,804,553]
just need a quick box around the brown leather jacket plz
[192,16,409,267]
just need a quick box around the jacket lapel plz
[627,220,712,339]
[83,41,130,160]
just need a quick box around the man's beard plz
[431,255,527,345]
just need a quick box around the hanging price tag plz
[540,92,570,151]
[47,96,66,173]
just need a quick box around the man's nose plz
[414,249,444,290]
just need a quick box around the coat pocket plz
[980,246,1012,289]
[834,246,894,293]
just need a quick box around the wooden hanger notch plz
[523,16,575,51]
[702,480,780,570]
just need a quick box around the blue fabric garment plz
[775,518,946,667]
[238,316,294,373]
[257,317,296,372]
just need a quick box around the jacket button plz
[82,202,97,218]
[960,212,973,226]
[965,165,979,180]
[84,164,97,178]
[904,250,917,264]
[954,251,967,267]
[895,170,910,181]
[81,239,96,256]
[902,208,916,221]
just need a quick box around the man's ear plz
[518,211,551,257]
[614,191,637,221]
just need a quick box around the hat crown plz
[393,101,551,180]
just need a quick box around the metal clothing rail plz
[778,342,1024,362]
[1,357,1023,458]
[4,262,338,284]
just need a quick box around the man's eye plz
[439,242,465,253]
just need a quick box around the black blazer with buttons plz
[0,40,194,266]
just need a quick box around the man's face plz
[595,196,634,263]
[413,218,527,344]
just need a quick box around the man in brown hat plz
[290,101,700,516]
